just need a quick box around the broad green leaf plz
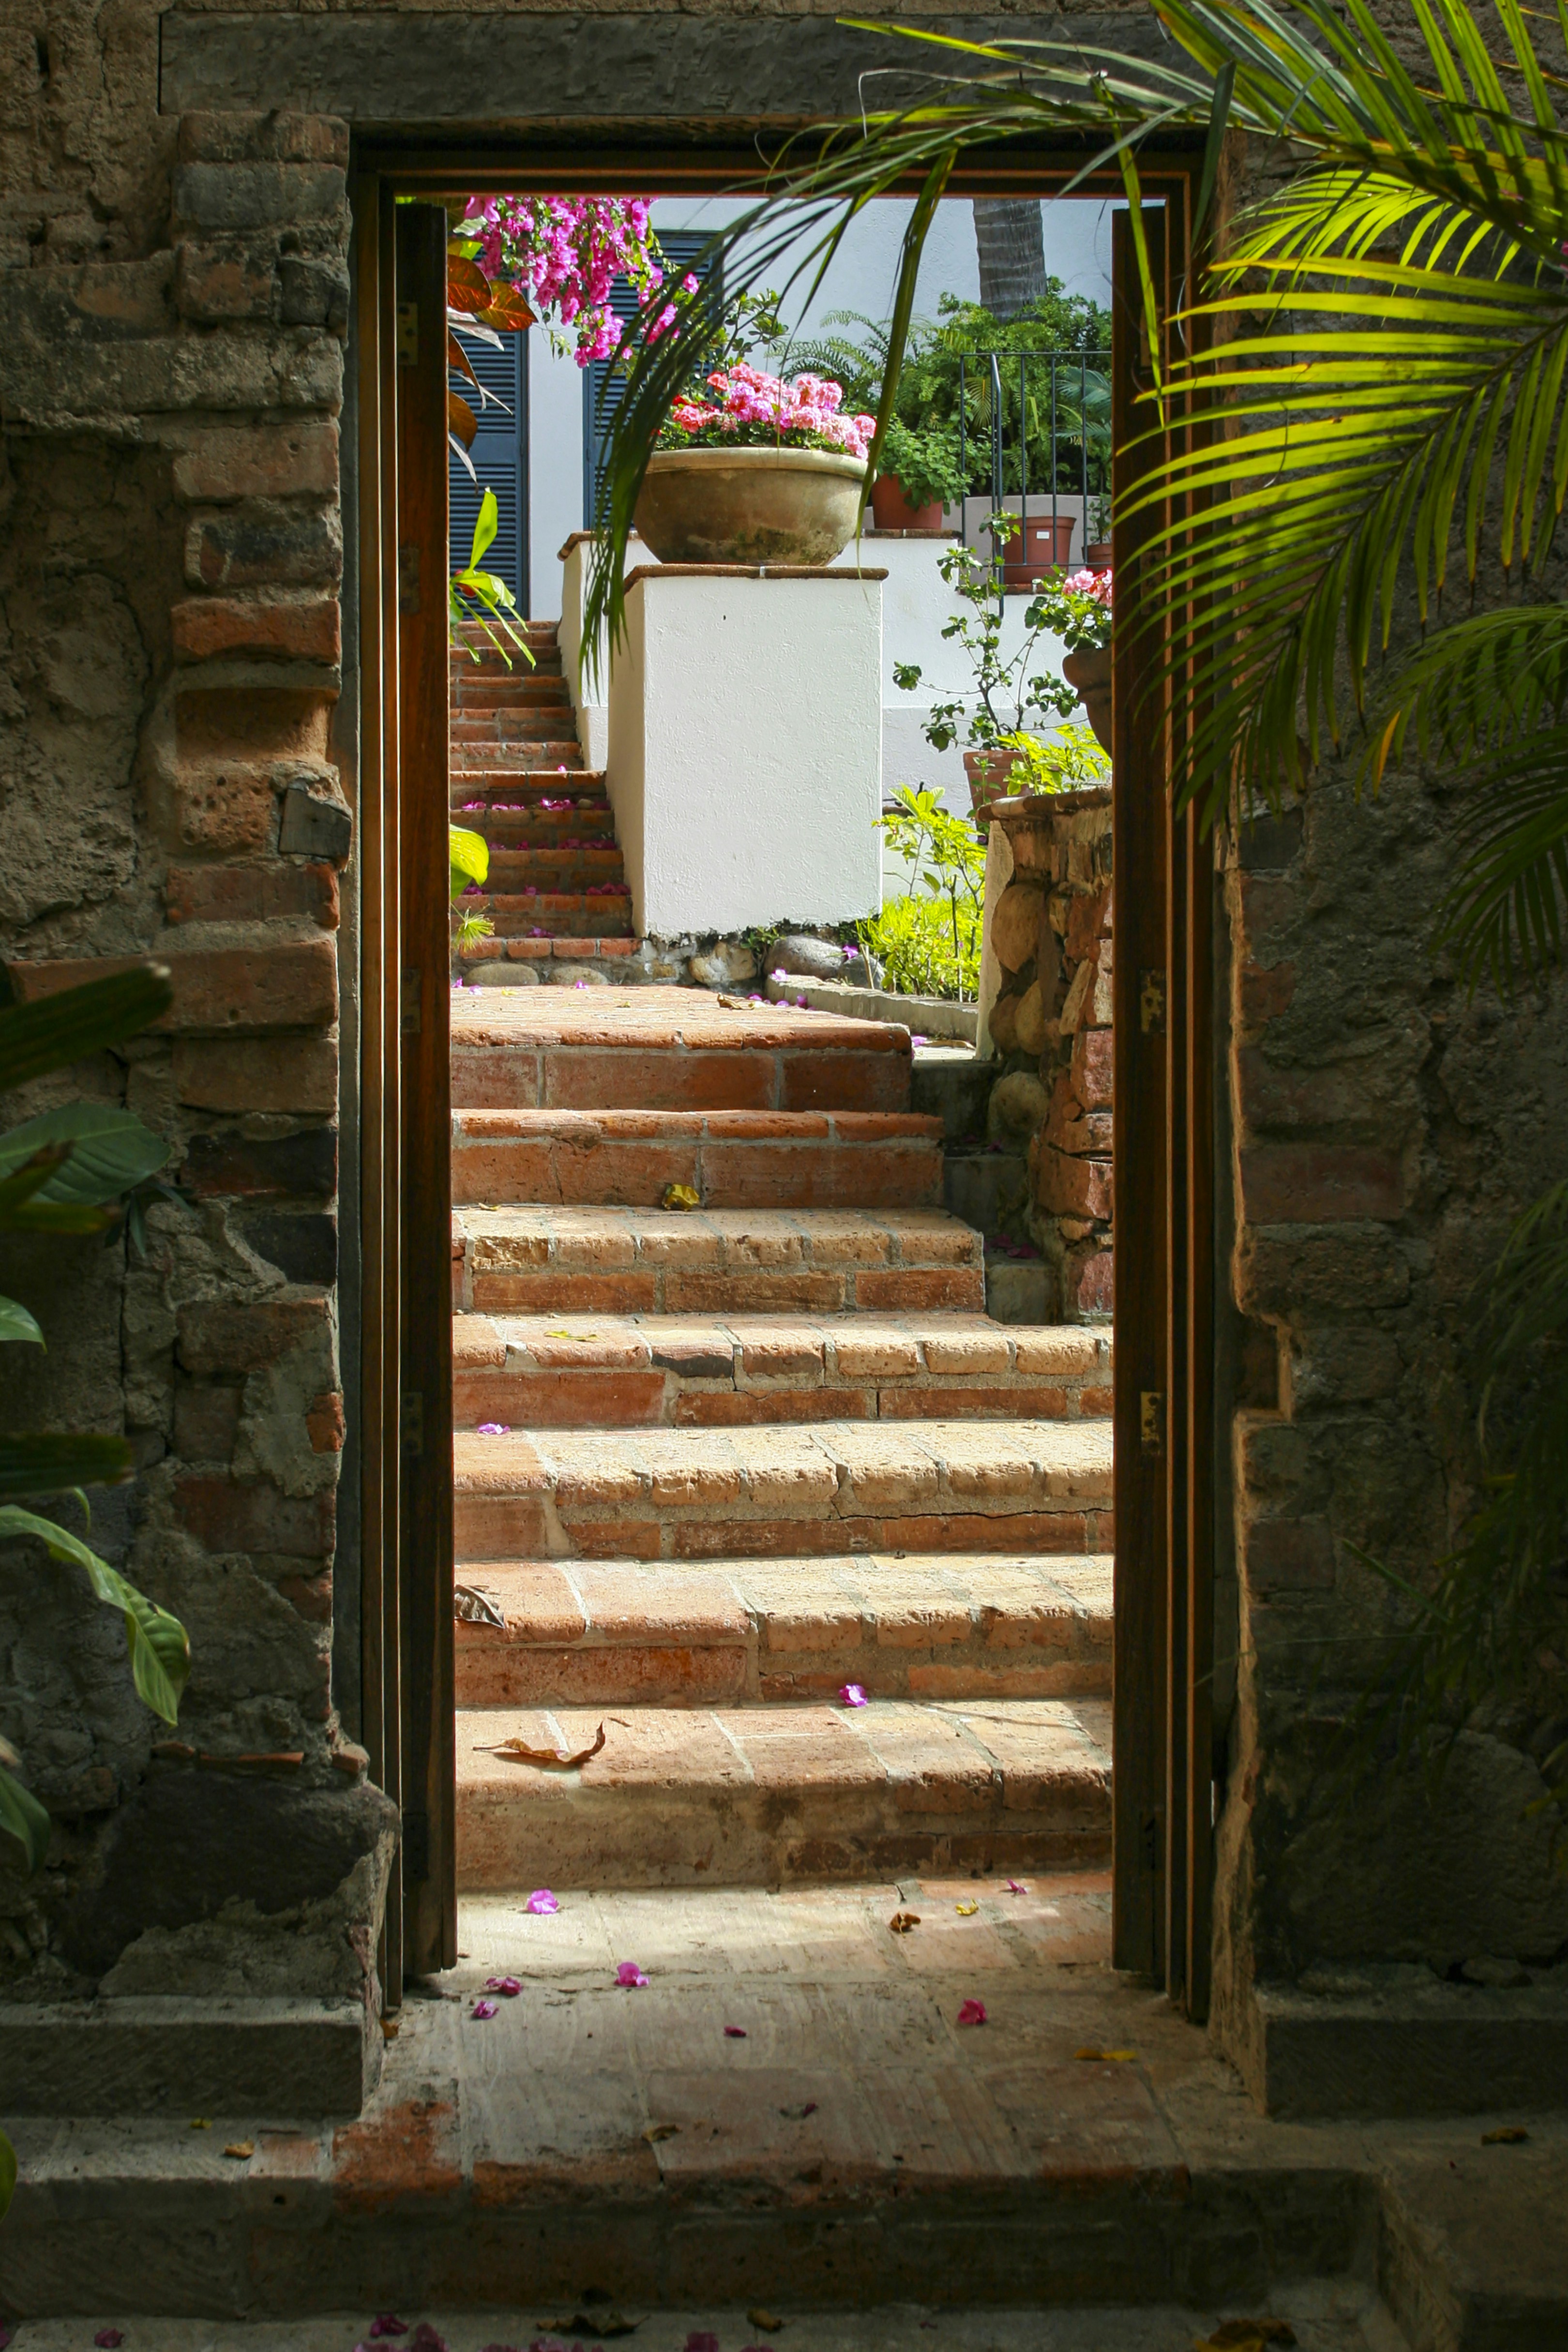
[470,485,500,568]
[449,825,490,887]
[0,1760,50,1875]
[0,1298,44,1347]
[0,967,173,1096]
[0,1506,190,1724]
[0,2123,14,2220]
[0,1103,169,1207]
[0,1432,133,1498]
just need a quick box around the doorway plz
[350,141,1216,2033]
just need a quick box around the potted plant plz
[894,522,1080,822]
[1083,491,1113,571]
[634,362,875,565]
[1024,567,1115,752]
[988,719,1111,798]
[870,421,965,531]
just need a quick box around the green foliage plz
[995,721,1110,796]
[0,967,190,1899]
[451,487,534,666]
[894,528,1077,757]
[874,786,987,1001]
[877,419,965,510]
[449,823,490,900]
[1023,571,1114,655]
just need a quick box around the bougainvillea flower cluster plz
[662,364,876,460]
[453,196,665,366]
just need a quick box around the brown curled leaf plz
[478,1721,607,1770]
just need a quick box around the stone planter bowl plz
[634,446,870,567]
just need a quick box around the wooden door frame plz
[349,135,1219,2014]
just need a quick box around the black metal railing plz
[952,346,1112,541]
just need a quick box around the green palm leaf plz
[0,967,173,1094]
[0,1750,50,1875]
[0,1432,134,1497]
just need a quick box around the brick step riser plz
[454,945,643,979]
[452,771,604,790]
[452,720,581,744]
[449,1046,910,1116]
[453,681,572,706]
[485,852,625,878]
[453,1368,1108,1431]
[462,825,618,848]
[451,1136,945,1211]
[451,746,587,769]
[456,1635,1111,1707]
[453,1265,988,1316]
[453,1496,1110,1564]
[455,1779,1109,1892]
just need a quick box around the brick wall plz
[0,105,394,2012]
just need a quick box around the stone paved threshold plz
[456,1697,1111,1887]
[451,1205,986,1316]
[452,1419,1114,1563]
[451,1310,1110,1428]
[451,1111,945,1212]
[12,1881,1562,2325]
[0,2289,1407,2352]
[450,985,910,1114]
[453,1553,1114,1707]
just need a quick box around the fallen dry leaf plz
[223,2140,254,2160]
[778,2100,818,2119]
[540,2313,639,2337]
[747,2310,784,2332]
[189,2118,212,2130]
[1196,2322,1297,2352]
[454,1583,506,1628]
[889,1910,922,1933]
[1480,2125,1530,2144]
[661,1183,701,1210]
[1074,2046,1138,2062]
[955,1900,979,1916]
[478,1721,607,1770]
[642,2122,679,2143]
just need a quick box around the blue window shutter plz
[582,234,720,530]
[450,327,528,616]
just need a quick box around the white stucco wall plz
[606,569,884,936]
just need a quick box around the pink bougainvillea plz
[452,196,665,367]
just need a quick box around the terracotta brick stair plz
[449,982,1115,1890]
[450,619,635,958]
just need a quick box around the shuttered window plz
[450,328,528,615]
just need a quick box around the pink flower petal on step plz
[724,2024,747,2038]
[476,1422,510,1436]
[839,1682,868,1708]
[485,1975,522,1996]
[526,1887,559,1914]
[93,2336,125,2349]
[616,1961,649,1988]
[470,1998,499,2020]
[685,2337,720,2352]
[367,2323,409,2341]
[409,2330,450,2352]
[957,1998,987,2025]
[1005,1879,1028,1894]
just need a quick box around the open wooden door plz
[356,191,456,2003]
[1110,191,1216,2019]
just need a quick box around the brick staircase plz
[450,984,1115,1896]
[450,619,636,968]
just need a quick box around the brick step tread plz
[457,816,618,845]
[456,1695,1111,1888]
[452,741,586,761]
[452,1416,1113,1562]
[454,1552,1113,1706]
[451,651,563,674]
[471,899,635,937]
[450,985,911,1114]
[451,1108,945,1211]
[486,848,626,878]
[452,1309,1110,1428]
[452,771,605,793]
[453,678,573,705]
[453,721,581,743]
[452,1203,986,1315]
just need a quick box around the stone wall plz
[981,788,1114,1322]
[0,106,395,2018]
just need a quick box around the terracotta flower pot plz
[633,446,870,566]
[1083,540,1113,572]
[1000,513,1076,592]
[963,745,1021,823]
[1061,644,1113,754]
[871,474,945,533]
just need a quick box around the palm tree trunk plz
[972,200,1047,320]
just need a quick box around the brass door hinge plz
[401,967,422,1037]
[1139,968,1167,1034]
[1140,1389,1165,1457]
[400,1390,424,1458]
[396,301,418,365]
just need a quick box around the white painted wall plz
[607,569,884,936]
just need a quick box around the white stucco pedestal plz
[606,563,886,938]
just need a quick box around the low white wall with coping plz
[558,529,653,772]
[607,566,885,937]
